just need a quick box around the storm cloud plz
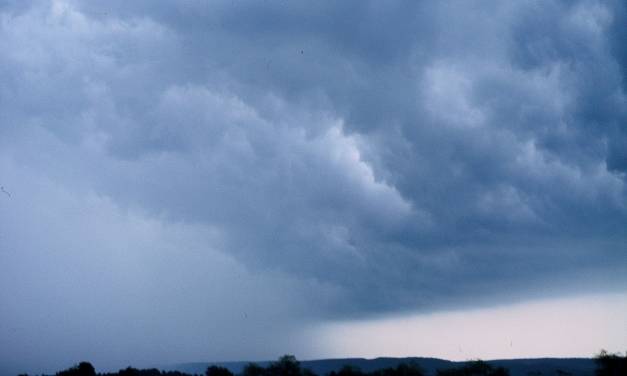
[1,0,626,373]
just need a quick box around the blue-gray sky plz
[1,0,626,374]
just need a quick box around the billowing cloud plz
[1,0,626,373]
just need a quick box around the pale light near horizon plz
[315,293,627,361]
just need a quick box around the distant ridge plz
[164,356,596,376]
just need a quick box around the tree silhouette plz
[242,363,266,376]
[56,362,96,376]
[265,355,302,376]
[205,365,234,376]
[595,350,627,376]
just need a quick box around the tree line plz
[23,350,627,376]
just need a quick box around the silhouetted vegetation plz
[372,362,425,376]
[56,362,96,376]
[52,364,202,376]
[206,366,234,376]
[46,357,425,376]
[266,355,305,376]
[436,360,508,376]
[42,351,625,376]
[328,366,364,376]
[595,350,627,376]
[327,362,425,376]
[242,363,265,376]
[101,368,196,376]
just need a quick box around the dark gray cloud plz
[1,0,626,373]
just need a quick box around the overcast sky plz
[1,0,626,374]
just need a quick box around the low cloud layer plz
[1,0,626,373]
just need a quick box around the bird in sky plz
[1,186,11,198]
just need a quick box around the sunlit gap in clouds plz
[314,293,627,361]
